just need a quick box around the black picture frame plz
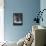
[13,13,23,25]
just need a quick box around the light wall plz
[4,0,40,42]
[0,0,4,42]
[40,0,46,27]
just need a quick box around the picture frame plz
[13,13,23,25]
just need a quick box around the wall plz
[0,0,4,42]
[4,0,40,42]
[40,0,46,27]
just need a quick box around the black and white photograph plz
[13,13,23,25]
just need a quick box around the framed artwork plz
[13,13,23,25]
